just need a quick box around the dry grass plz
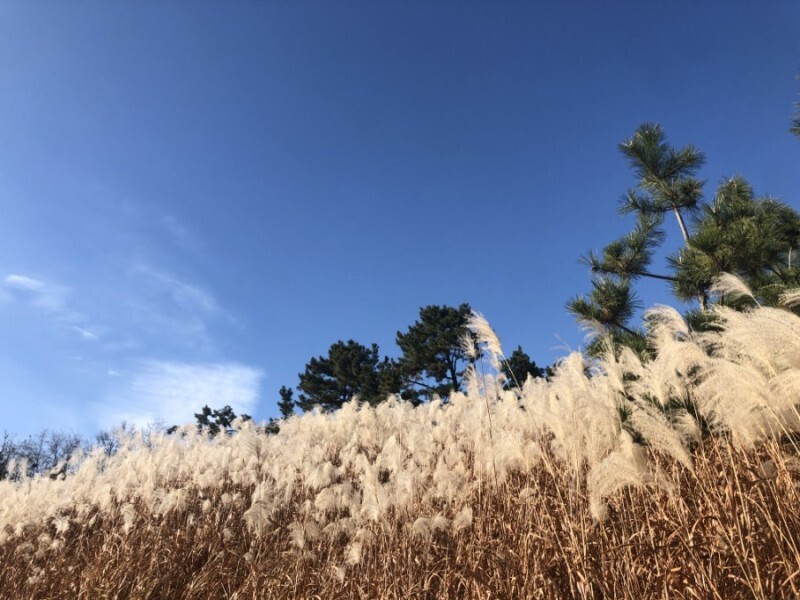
[2,297,800,599]
[3,441,800,599]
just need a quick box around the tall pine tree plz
[296,340,389,412]
[569,123,800,356]
[395,303,477,402]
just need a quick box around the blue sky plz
[2,2,799,437]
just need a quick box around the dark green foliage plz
[289,304,544,413]
[262,386,299,434]
[264,386,298,434]
[501,346,544,389]
[569,124,705,357]
[193,405,251,437]
[581,214,669,282]
[395,303,477,402]
[618,123,705,241]
[670,177,800,308]
[277,386,295,418]
[291,303,498,412]
[376,357,409,402]
[296,340,389,412]
[568,278,641,332]
[569,123,800,358]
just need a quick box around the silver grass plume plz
[467,311,503,371]
[779,288,800,309]
[709,272,760,306]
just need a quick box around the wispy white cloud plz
[121,263,240,352]
[96,360,263,429]
[3,272,74,316]
[4,273,46,291]
[70,325,99,341]
[133,263,220,315]
[159,213,200,254]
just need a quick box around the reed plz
[2,285,800,599]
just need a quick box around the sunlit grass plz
[2,293,800,598]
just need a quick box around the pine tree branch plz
[596,266,678,282]
[405,378,440,393]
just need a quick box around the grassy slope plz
[3,305,800,599]
[2,442,800,599]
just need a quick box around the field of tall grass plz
[2,287,800,598]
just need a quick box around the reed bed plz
[2,297,800,599]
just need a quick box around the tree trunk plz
[448,356,459,394]
[673,206,707,309]
[672,207,690,244]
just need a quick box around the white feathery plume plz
[587,431,653,522]
[459,332,478,360]
[672,410,703,446]
[467,311,503,371]
[120,503,136,534]
[452,505,473,532]
[627,403,693,470]
[345,541,363,566]
[3,293,800,573]
[779,288,800,309]
[410,517,431,540]
[431,513,450,532]
[330,565,346,584]
[709,272,759,306]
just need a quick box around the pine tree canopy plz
[618,123,705,221]
[581,214,668,281]
[501,346,544,389]
[670,176,800,307]
[395,303,477,402]
[567,278,644,338]
[192,405,251,437]
[570,123,800,358]
[296,340,388,412]
[287,302,546,413]
[277,386,295,418]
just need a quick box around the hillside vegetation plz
[2,290,800,599]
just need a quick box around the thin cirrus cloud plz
[4,274,46,291]
[1,204,264,435]
[123,263,237,354]
[70,325,100,341]
[130,263,242,334]
[2,273,79,322]
[97,360,263,429]
[133,264,220,315]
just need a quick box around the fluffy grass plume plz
[3,292,800,598]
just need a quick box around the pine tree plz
[193,405,250,436]
[618,123,705,245]
[501,346,544,389]
[568,124,706,356]
[671,176,800,310]
[569,123,800,356]
[296,340,387,412]
[395,303,477,401]
[277,386,295,418]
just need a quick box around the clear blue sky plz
[2,2,799,437]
